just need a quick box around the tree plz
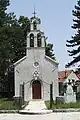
[0,0,11,97]
[0,16,30,97]
[0,0,10,26]
[66,0,80,68]
[45,43,55,60]
[0,0,29,97]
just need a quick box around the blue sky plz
[7,0,77,70]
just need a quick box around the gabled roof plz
[14,56,26,66]
[45,55,59,65]
[58,70,73,82]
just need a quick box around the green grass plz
[45,101,80,109]
[0,99,80,110]
[0,98,20,110]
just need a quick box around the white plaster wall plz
[31,24,33,31]
[37,24,40,30]
[14,58,32,101]
[30,24,40,31]
[14,48,59,101]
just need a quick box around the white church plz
[14,14,59,102]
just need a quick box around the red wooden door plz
[32,80,41,99]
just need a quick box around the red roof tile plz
[58,70,73,82]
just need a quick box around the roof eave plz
[45,55,59,65]
[14,56,26,66]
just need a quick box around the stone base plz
[64,93,76,103]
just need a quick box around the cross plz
[32,5,37,17]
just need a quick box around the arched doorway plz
[32,80,41,99]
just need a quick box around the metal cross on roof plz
[32,5,37,17]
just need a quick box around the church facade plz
[14,15,59,101]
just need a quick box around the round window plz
[34,61,39,67]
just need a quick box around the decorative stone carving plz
[33,71,39,80]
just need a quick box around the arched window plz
[37,33,41,47]
[30,34,34,47]
[33,21,37,30]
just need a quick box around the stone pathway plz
[19,100,52,114]
[0,112,80,120]
[24,100,47,110]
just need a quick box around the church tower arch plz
[33,21,37,30]
[37,33,41,47]
[30,33,34,47]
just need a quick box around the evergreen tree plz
[66,0,80,68]
[0,0,10,26]
[0,16,30,98]
[45,43,55,60]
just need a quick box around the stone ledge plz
[0,109,80,113]
[0,110,18,113]
[53,108,80,112]
[19,109,53,114]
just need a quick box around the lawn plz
[0,98,20,110]
[0,99,80,110]
[45,101,80,109]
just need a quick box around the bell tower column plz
[42,36,45,48]
[34,35,37,47]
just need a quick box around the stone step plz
[19,100,53,114]
[24,100,47,111]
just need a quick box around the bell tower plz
[26,10,47,62]
[27,11,46,48]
